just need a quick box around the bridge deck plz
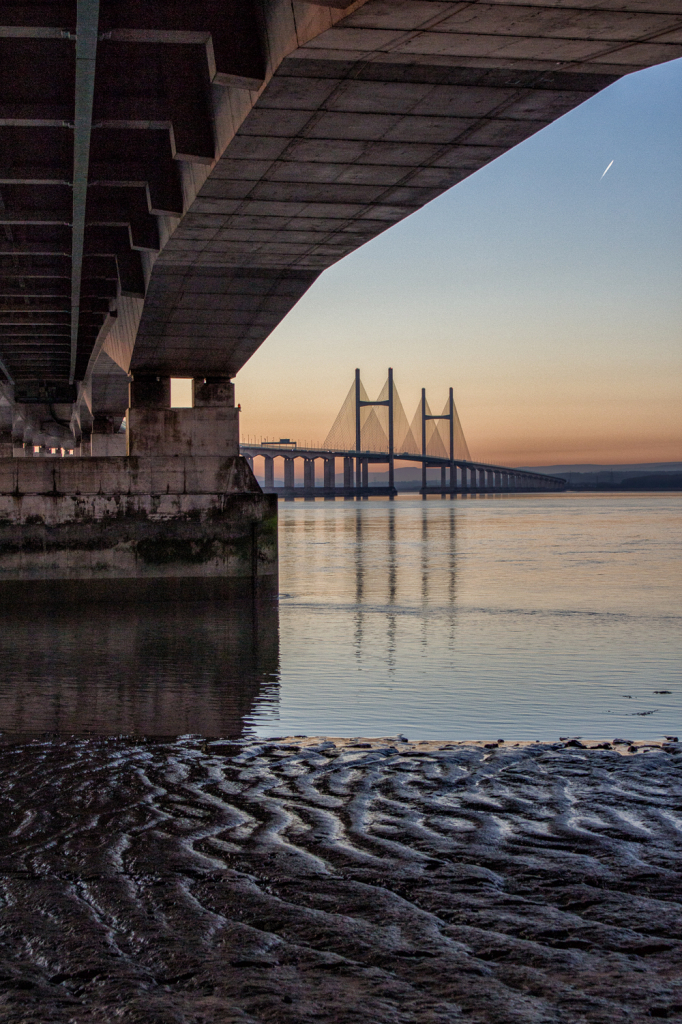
[240,443,567,495]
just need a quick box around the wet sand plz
[0,735,680,1022]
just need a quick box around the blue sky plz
[236,58,682,466]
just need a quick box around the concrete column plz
[304,457,315,494]
[80,428,92,457]
[487,469,493,489]
[477,468,484,490]
[127,375,239,457]
[284,457,295,490]
[11,414,24,457]
[343,456,353,499]
[361,458,369,489]
[91,416,126,456]
[323,457,335,497]
[263,455,274,489]
[494,470,501,490]
[440,465,447,496]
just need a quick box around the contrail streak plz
[600,160,614,179]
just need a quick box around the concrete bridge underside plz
[0,0,678,595]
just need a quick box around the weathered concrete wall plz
[0,456,276,602]
[126,407,240,457]
[91,434,126,457]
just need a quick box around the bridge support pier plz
[0,375,277,602]
[344,456,353,500]
[361,458,369,498]
[304,457,316,499]
[264,456,274,490]
[91,416,126,457]
[284,456,295,499]
[324,457,335,499]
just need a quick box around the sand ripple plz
[0,737,680,1022]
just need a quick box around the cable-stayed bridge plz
[241,369,566,499]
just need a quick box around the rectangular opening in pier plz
[170,378,194,408]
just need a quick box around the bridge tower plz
[355,368,396,499]
[420,387,457,498]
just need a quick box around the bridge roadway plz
[240,443,567,498]
[0,0,675,595]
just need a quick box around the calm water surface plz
[0,493,679,741]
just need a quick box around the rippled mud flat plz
[0,736,681,1023]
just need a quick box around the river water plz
[0,492,679,742]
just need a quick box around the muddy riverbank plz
[0,736,680,1022]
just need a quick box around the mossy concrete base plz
[0,456,277,602]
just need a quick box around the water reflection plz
[274,495,680,740]
[0,495,678,743]
[0,598,280,739]
[285,500,461,691]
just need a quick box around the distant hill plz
[516,462,682,476]
[365,462,682,491]
[619,473,682,490]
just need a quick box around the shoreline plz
[0,732,679,754]
[249,735,681,755]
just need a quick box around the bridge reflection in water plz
[0,598,280,740]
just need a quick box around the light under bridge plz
[241,369,566,498]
